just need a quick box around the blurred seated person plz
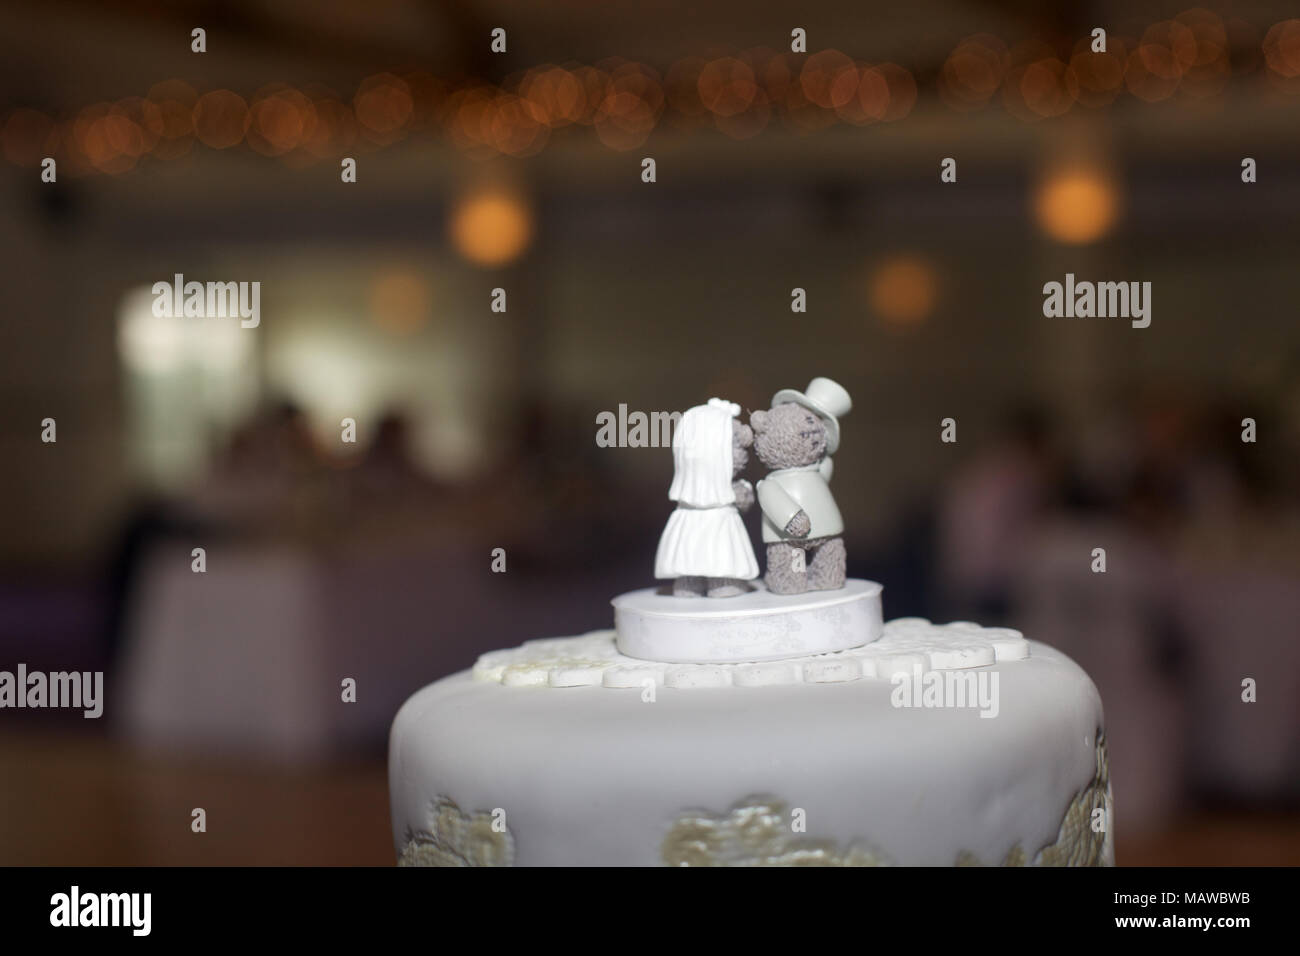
[938,405,1056,623]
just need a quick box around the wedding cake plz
[388,380,1112,866]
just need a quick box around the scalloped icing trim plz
[471,618,1030,689]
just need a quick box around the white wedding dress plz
[654,399,759,581]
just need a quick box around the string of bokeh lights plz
[3,14,1299,177]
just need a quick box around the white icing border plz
[471,618,1030,689]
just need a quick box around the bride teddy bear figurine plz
[654,398,759,597]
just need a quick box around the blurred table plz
[117,535,501,761]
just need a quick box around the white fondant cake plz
[389,607,1113,866]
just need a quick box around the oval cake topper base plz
[612,578,883,664]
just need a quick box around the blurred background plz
[2,0,1299,865]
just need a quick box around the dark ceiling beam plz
[959,0,1094,39]
[40,0,469,77]
[425,0,497,78]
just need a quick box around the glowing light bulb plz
[449,190,533,267]
[869,256,938,327]
[1035,168,1118,244]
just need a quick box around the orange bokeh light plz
[354,74,413,141]
[800,50,857,109]
[698,57,758,117]
[449,190,534,267]
[249,86,316,156]
[1263,19,1300,92]
[522,66,587,127]
[1035,168,1119,244]
[869,256,939,327]
[940,34,1008,111]
[192,90,250,149]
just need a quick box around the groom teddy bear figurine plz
[750,377,852,595]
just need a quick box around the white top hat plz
[770,377,852,455]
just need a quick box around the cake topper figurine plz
[654,398,759,597]
[751,377,852,594]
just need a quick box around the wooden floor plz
[1,731,1296,866]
